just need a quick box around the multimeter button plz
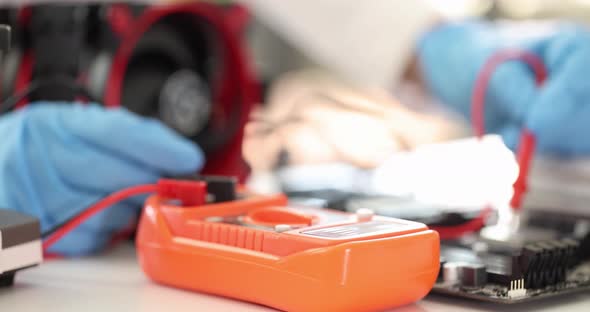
[275,224,292,233]
[356,208,374,222]
[205,216,224,223]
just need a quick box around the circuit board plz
[432,261,590,303]
[432,233,590,303]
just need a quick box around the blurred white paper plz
[372,134,518,209]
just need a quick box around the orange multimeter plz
[136,178,440,312]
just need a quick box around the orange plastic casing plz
[136,193,440,312]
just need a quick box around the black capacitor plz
[538,241,558,287]
[547,240,568,283]
[574,233,589,262]
[521,244,542,288]
[438,257,446,282]
[562,237,580,267]
[460,263,487,288]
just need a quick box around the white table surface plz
[1,243,589,312]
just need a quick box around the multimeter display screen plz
[301,220,408,238]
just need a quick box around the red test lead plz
[42,179,206,254]
[471,50,548,211]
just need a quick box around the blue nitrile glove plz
[418,21,590,156]
[0,103,204,256]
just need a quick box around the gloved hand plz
[418,21,590,156]
[0,103,204,256]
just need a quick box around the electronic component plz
[439,261,488,288]
[168,174,238,203]
[443,262,463,284]
[0,209,42,287]
[136,184,440,312]
[195,175,238,203]
[507,279,526,299]
[461,263,487,288]
[578,231,590,261]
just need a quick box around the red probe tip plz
[510,130,536,211]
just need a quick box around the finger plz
[418,21,540,126]
[486,60,539,125]
[526,37,590,156]
[498,123,523,152]
[22,105,165,192]
[49,104,204,174]
[48,133,161,193]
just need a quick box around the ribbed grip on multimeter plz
[192,222,265,252]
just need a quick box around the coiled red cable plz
[471,50,547,211]
[432,50,547,240]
